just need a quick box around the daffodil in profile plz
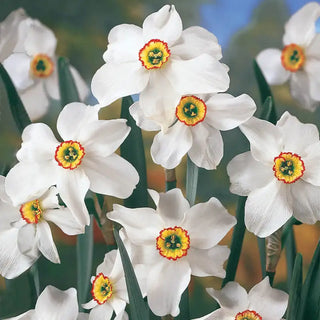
[257,2,320,111]
[5,102,139,227]
[227,111,320,237]
[108,188,236,317]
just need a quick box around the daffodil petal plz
[304,58,320,101]
[44,67,59,100]
[129,102,161,131]
[69,65,90,101]
[89,303,113,320]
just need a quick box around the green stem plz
[165,169,176,191]
[285,225,296,290]
[257,237,266,278]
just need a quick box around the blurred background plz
[0,0,320,318]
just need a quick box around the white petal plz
[277,111,319,155]
[83,153,139,198]
[283,2,320,46]
[206,282,249,315]
[157,188,190,227]
[304,58,320,101]
[103,24,143,63]
[142,5,182,46]
[188,246,230,278]
[205,93,256,131]
[44,67,59,100]
[291,180,320,224]
[305,33,320,58]
[24,20,57,56]
[0,228,37,279]
[44,207,84,235]
[16,123,58,162]
[107,204,160,246]
[188,123,223,170]
[183,197,236,249]
[20,81,50,120]
[3,53,33,90]
[35,286,79,320]
[256,49,290,85]
[192,308,233,320]
[82,299,97,310]
[89,303,113,320]
[303,142,320,185]
[172,26,222,60]
[97,250,119,277]
[147,260,191,317]
[91,61,149,106]
[109,298,126,317]
[17,223,36,255]
[78,313,89,320]
[151,122,192,169]
[69,65,89,101]
[39,186,59,209]
[248,277,288,320]
[37,221,60,263]
[56,169,90,226]
[114,310,128,320]
[5,310,36,320]
[148,189,160,206]
[0,196,21,231]
[129,102,161,131]
[245,179,292,237]
[167,55,229,94]
[227,151,274,196]
[240,117,282,165]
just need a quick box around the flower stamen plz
[30,54,54,78]
[139,39,170,69]
[55,140,85,170]
[91,273,113,305]
[281,44,305,72]
[20,199,42,224]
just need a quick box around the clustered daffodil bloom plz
[257,2,320,111]
[108,188,236,316]
[5,102,139,227]
[227,112,320,237]
[0,9,88,120]
[193,277,288,320]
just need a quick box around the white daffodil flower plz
[108,188,236,317]
[193,277,288,320]
[83,248,145,320]
[5,102,139,227]
[227,111,320,237]
[1,8,89,120]
[130,93,256,170]
[91,5,229,121]
[257,2,320,111]
[5,285,88,320]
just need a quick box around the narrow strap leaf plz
[114,227,150,320]
[120,96,148,208]
[257,237,266,278]
[186,155,198,206]
[0,63,31,134]
[57,57,80,106]
[284,225,296,290]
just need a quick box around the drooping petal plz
[56,169,90,226]
[283,2,320,47]
[304,58,320,101]
[276,111,319,155]
[91,61,149,106]
[256,49,290,85]
[35,286,79,320]
[188,123,223,170]
[147,259,191,317]
[107,204,161,246]
[3,53,33,90]
[82,153,139,199]
[129,102,161,131]
[24,20,57,56]
[103,24,144,63]
[88,303,113,320]
[69,65,90,101]
[151,122,192,169]
[206,282,249,316]
[291,180,320,224]
[205,93,256,131]
[37,221,60,263]
[240,117,282,165]
[142,5,182,46]
[157,188,190,227]
[245,179,292,237]
[43,67,59,100]
[227,151,274,196]
[183,197,236,249]
[171,26,222,60]
[187,246,230,278]
[248,277,288,320]
[166,55,229,95]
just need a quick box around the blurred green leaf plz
[86,197,102,228]
[120,96,148,208]
[0,63,31,134]
[58,57,80,106]
[284,225,296,290]
[114,228,149,320]
[186,156,198,206]
[77,215,94,310]
[257,237,266,278]
[287,253,302,320]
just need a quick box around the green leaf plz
[77,215,94,310]
[86,197,102,228]
[113,227,149,320]
[186,156,198,206]
[284,224,296,290]
[57,57,80,106]
[257,237,266,278]
[0,63,31,134]
[120,96,148,208]
[222,196,246,287]
[287,253,303,320]
[299,240,320,319]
